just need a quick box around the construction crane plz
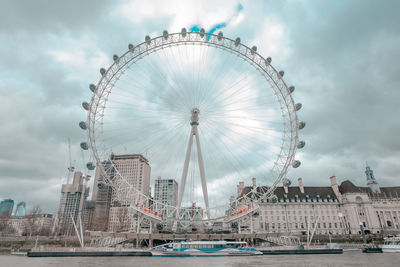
[67,138,75,184]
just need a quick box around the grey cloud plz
[1,0,400,213]
[0,0,112,34]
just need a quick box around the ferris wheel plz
[79,28,305,227]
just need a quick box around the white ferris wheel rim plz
[84,30,301,220]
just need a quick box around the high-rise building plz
[57,171,89,235]
[366,164,381,193]
[154,177,178,218]
[0,199,14,216]
[107,154,151,232]
[14,202,26,217]
[90,160,113,231]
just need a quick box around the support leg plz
[177,130,194,210]
[194,127,210,219]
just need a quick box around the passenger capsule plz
[295,103,302,111]
[251,46,257,55]
[289,86,295,93]
[128,43,134,50]
[163,30,168,39]
[79,121,87,130]
[82,102,89,111]
[86,162,95,170]
[235,37,241,46]
[200,28,205,37]
[217,31,223,41]
[271,195,278,203]
[298,121,306,130]
[282,178,292,187]
[279,70,285,78]
[113,54,119,62]
[292,160,301,168]
[297,140,306,149]
[80,142,89,150]
[89,84,96,92]
[145,35,151,44]
[266,57,272,65]
[100,68,106,76]
[181,28,187,37]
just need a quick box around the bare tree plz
[116,207,130,232]
[0,214,14,235]
[23,205,44,236]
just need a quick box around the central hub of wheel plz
[190,108,200,126]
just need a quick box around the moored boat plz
[382,235,400,253]
[151,240,262,257]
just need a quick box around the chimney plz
[229,196,235,205]
[330,176,337,186]
[252,177,256,188]
[284,185,288,194]
[330,175,343,202]
[237,181,244,197]
[298,178,304,194]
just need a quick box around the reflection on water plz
[1,252,400,267]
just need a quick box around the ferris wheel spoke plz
[196,46,228,106]
[205,118,282,137]
[102,119,186,148]
[200,120,281,168]
[199,122,251,174]
[128,53,191,111]
[198,128,243,183]
[156,48,193,109]
[131,65,192,112]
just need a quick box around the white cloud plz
[251,16,291,64]
[118,0,240,31]
[48,36,110,82]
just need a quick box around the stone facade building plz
[235,166,400,236]
[9,213,54,236]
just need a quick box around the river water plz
[1,252,400,267]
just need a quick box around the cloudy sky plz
[0,0,399,213]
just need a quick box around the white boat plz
[382,236,400,253]
[151,240,262,257]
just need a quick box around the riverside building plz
[154,177,178,218]
[107,154,151,232]
[235,165,400,236]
